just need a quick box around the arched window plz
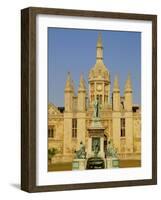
[48,126,55,138]
[120,118,125,137]
[72,118,77,138]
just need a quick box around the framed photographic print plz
[21,7,157,192]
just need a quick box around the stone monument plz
[72,99,119,170]
[87,98,105,158]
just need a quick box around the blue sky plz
[48,28,141,107]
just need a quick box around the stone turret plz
[124,74,133,153]
[77,74,86,149]
[64,72,74,112]
[89,33,109,80]
[78,74,86,112]
[113,75,120,111]
[88,33,110,106]
[124,74,133,111]
[65,72,72,91]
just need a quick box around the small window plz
[72,118,77,138]
[48,127,55,138]
[120,118,125,137]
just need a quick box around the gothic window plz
[72,118,77,138]
[120,118,125,137]
[48,126,55,138]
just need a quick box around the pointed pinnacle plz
[97,32,103,47]
[113,75,120,91]
[65,72,72,91]
[125,73,132,91]
[78,73,86,91]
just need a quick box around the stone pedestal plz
[87,117,105,159]
[72,159,86,170]
[106,157,119,168]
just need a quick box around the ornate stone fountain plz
[87,98,105,158]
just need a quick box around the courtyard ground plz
[48,162,72,171]
[48,160,141,171]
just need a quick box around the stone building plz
[48,33,141,164]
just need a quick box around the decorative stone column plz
[87,94,105,159]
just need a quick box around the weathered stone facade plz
[48,33,141,163]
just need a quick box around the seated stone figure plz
[93,140,100,157]
[106,140,118,158]
[75,141,86,159]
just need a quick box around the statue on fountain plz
[94,98,100,118]
[91,98,103,128]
